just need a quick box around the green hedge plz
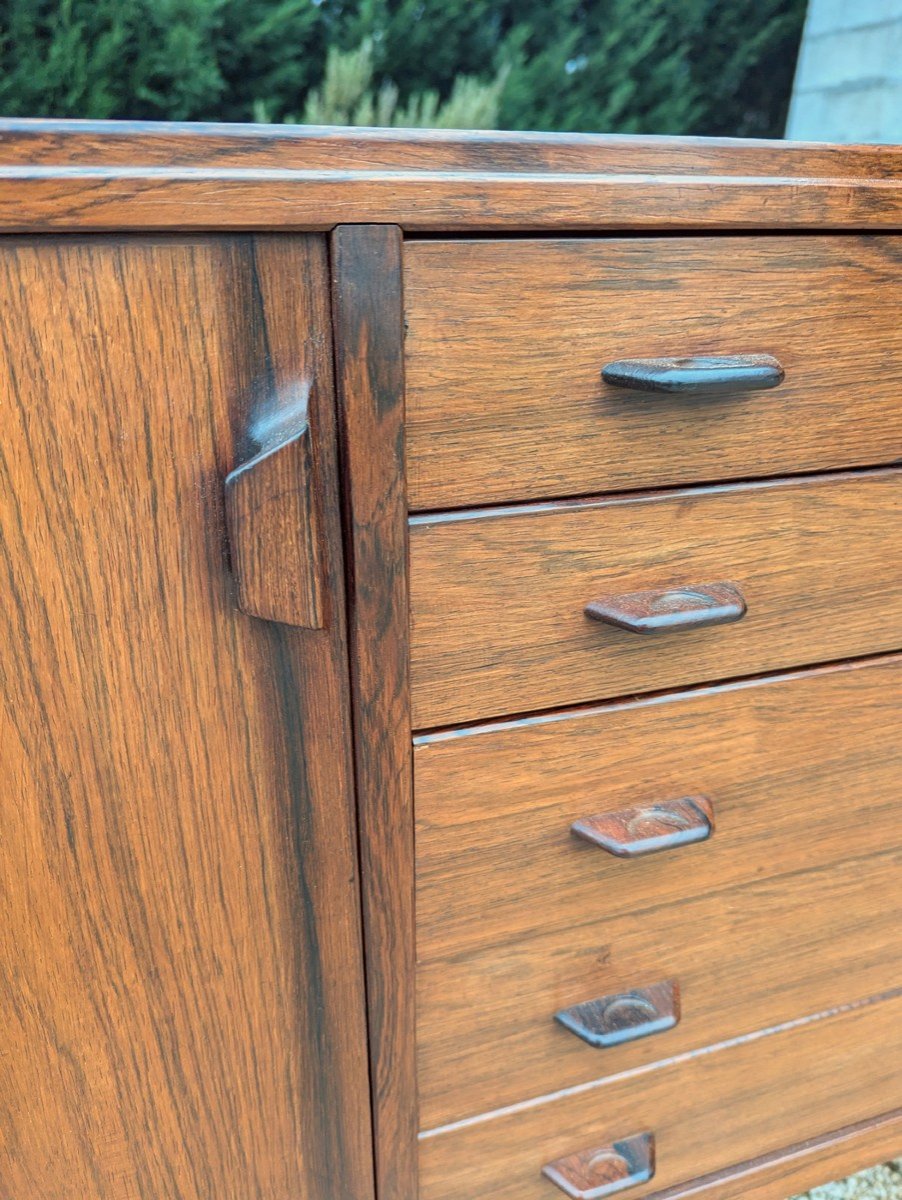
[0,0,807,136]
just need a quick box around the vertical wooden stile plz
[332,225,419,1200]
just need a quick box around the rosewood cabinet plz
[0,121,900,1200]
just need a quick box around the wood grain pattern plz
[418,990,902,1200]
[417,847,902,1126]
[225,403,325,627]
[4,121,900,175]
[403,237,902,509]
[409,470,902,726]
[642,1109,902,1200]
[0,123,900,233]
[332,225,419,1200]
[414,657,901,961]
[0,234,374,1199]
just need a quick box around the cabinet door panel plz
[0,236,373,1200]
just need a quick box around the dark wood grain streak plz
[0,122,900,232]
[332,225,418,1200]
[0,234,374,1200]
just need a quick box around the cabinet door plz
[0,235,374,1200]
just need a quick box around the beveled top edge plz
[0,119,899,232]
[0,118,899,178]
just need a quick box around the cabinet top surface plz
[1,118,900,232]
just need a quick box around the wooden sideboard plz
[0,120,900,1200]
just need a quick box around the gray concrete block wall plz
[786,0,902,141]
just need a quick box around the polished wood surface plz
[403,237,902,510]
[414,657,901,960]
[0,235,373,1200]
[225,394,325,627]
[332,225,419,1200]
[409,470,902,726]
[418,990,902,1200]
[418,846,902,1125]
[0,123,901,232]
[414,655,902,1127]
[649,1109,902,1200]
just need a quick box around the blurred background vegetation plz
[0,0,807,135]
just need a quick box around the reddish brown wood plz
[0,122,900,232]
[403,237,902,510]
[0,234,373,1200]
[418,992,902,1200]
[642,1109,902,1200]
[601,355,784,395]
[585,584,746,635]
[3,121,900,176]
[224,396,325,627]
[556,982,680,1049]
[408,469,902,727]
[413,656,902,1126]
[332,225,418,1200]
[571,797,715,857]
[543,1133,656,1199]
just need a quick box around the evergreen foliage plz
[0,0,806,137]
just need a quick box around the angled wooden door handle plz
[225,392,325,628]
[585,582,746,634]
[556,980,680,1048]
[543,1132,655,1199]
[602,354,784,395]
[572,796,714,857]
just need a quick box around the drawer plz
[404,236,902,510]
[409,469,902,727]
[418,851,902,1127]
[415,657,902,958]
[414,656,902,1126]
[418,990,902,1199]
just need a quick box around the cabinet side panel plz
[0,233,374,1200]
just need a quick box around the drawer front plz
[414,657,902,1126]
[418,991,902,1199]
[418,850,902,1127]
[415,658,902,959]
[404,236,902,510]
[409,470,902,727]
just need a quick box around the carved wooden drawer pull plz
[543,1132,655,1199]
[602,354,784,395]
[556,981,679,1048]
[572,796,714,857]
[225,394,325,628]
[585,582,746,634]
